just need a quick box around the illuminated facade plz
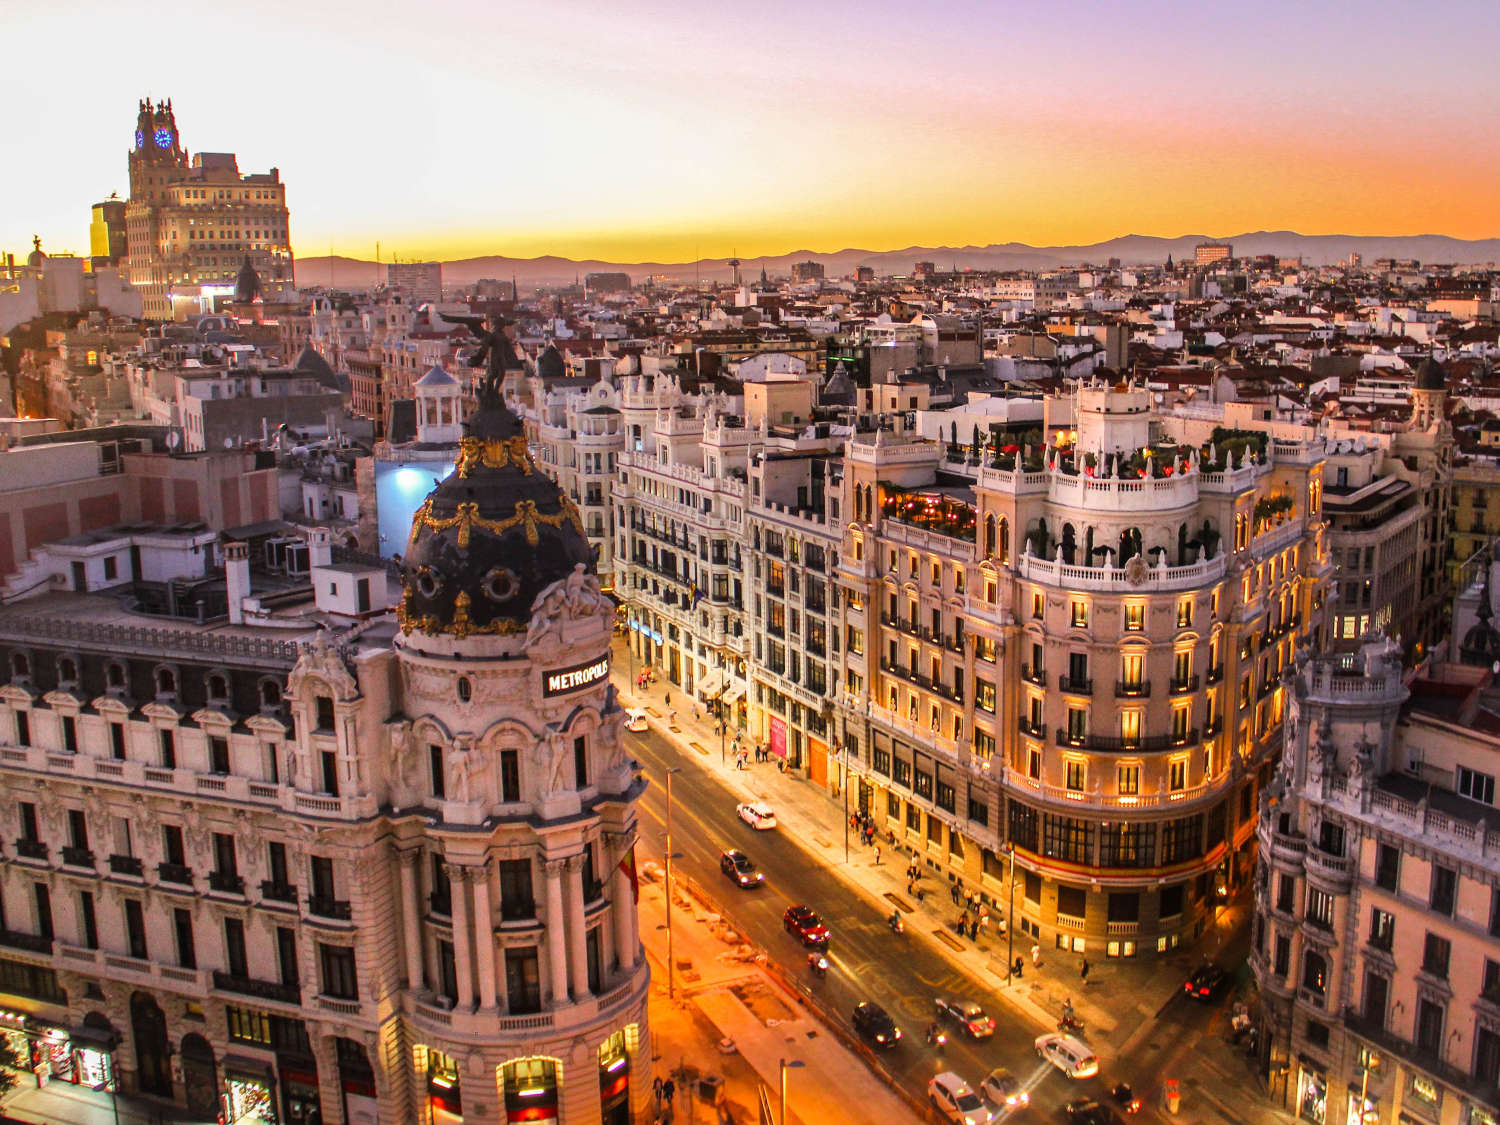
[838,384,1334,956]
[1251,639,1500,1125]
[125,99,293,320]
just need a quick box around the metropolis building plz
[0,389,650,1122]
[837,382,1334,956]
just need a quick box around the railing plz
[307,895,353,921]
[260,880,298,904]
[14,839,47,861]
[157,862,194,885]
[316,995,361,1015]
[1170,675,1200,695]
[213,971,300,1005]
[1017,550,1228,594]
[1059,676,1093,694]
[0,613,304,667]
[0,929,52,955]
[61,847,95,868]
[209,871,246,895]
[1022,666,1047,687]
[1206,665,1223,684]
[1056,729,1198,753]
[108,854,144,877]
[1115,681,1149,698]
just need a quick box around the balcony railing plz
[157,862,194,886]
[260,880,298,904]
[307,895,353,920]
[108,854,144,877]
[1206,665,1224,684]
[212,970,300,1005]
[0,929,52,955]
[1115,681,1150,698]
[1021,666,1047,687]
[61,846,95,868]
[1059,676,1093,694]
[1018,718,1046,738]
[209,871,245,895]
[1170,675,1200,695]
[14,839,47,861]
[1056,728,1199,753]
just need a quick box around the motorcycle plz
[888,912,905,935]
[1110,1083,1141,1114]
[1057,1014,1085,1036]
[807,953,828,978]
[924,1023,948,1048]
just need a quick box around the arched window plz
[207,674,228,701]
[984,516,997,559]
[11,653,29,678]
[457,676,472,703]
[259,680,282,709]
[998,518,1010,565]
[1302,950,1327,995]
[106,662,126,690]
[155,668,177,696]
[58,657,78,683]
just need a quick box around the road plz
[626,725,1233,1121]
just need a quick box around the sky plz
[6,0,1499,264]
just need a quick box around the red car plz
[1184,963,1228,1000]
[783,905,830,948]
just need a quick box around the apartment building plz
[836,383,1334,956]
[0,393,651,1123]
[1252,636,1500,1125]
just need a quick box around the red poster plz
[769,717,787,759]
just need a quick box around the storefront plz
[1,1014,119,1093]
[279,1060,322,1125]
[502,1057,558,1123]
[1345,1086,1379,1125]
[1298,1063,1328,1125]
[224,1059,278,1124]
[598,1033,629,1125]
[426,1049,462,1123]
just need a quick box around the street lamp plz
[779,1058,805,1125]
[664,766,683,999]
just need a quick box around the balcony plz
[14,839,48,861]
[429,893,453,918]
[1059,676,1093,694]
[0,929,52,955]
[157,862,194,886]
[1056,728,1198,753]
[108,854,144,878]
[1206,665,1224,685]
[307,895,353,921]
[260,880,298,904]
[1342,1006,1495,1105]
[1018,718,1046,739]
[212,971,300,1006]
[209,871,246,895]
[61,846,95,869]
[1021,666,1047,687]
[1115,681,1150,698]
[1171,675,1200,695]
[1306,847,1353,886]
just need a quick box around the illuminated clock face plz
[135,129,145,149]
[154,127,173,149]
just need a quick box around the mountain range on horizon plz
[294,230,1500,291]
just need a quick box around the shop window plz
[503,1058,559,1118]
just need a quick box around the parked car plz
[851,1002,902,1048]
[928,1072,992,1125]
[782,905,829,947]
[736,801,777,830]
[1184,962,1229,1001]
[719,849,764,888]
[978,1068,1028,1111]
[625,709,649,732]
[935,997,996,1039]
[1064,1098,1125,1125]
[1034,1033,1098,1078]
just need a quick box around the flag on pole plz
[617,845,639,904]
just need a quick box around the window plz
[1098,822,1156,868]
[505,947,541,1013]
[1362,971,1389,1027]
[967,796,988,826]
[209,737,230,775]
[1302,950,1327,996]
[1415,998,1445,1055]
[109,723,126,760]
[1066,708,1087,742]
[124,899,147,959]
[224,918,248,977]
[1306,888,1334,930]
[1070,599,1088,628]
[1008,802,1038,851]
[1369,908,1394,951]
[1124,603,1144,631]
[1276,873,1296,914]
[61,716,77,753]
[1375,843,1399,891]
[1168,758,1187,791]
[315,696,335,732]
[1458,765,1496,806]
[500,749,520,802]
[935,780,955,813]
[1160,816,1202,864]
[437,940,458,1002]
[1273,933,1290,977]
[498,860,535,920]
[1031,590,1043,619]
[1041,814,1091,864]
[1065,760,1085,791]
[1422,931,1451,979]
[276,927,299,987]
[213,833,238,877]
[159,728,176,769]
[321,751,339,796]
[1177,597,1193,628]
[1117,765,1140,796]
[318,944,359,1000]
[573,736,588,788]
[310,856,336,902]
[975,678,995,713]
[429,745,445,799]
[1431,864,1457,916]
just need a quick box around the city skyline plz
[6,0,1499,265]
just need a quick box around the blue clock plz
[135,129,145,149]
[154,127,173,149]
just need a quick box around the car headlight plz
[875,1034,885,1042]
[893,1028,901,1040]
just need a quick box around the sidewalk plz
[637,858,919,1125]
[2,1077,207,1125]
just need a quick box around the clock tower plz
[128,99,186,202]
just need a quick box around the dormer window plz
[155,668,177,697]
[10,653,29,680]
[58,657,78,685]
[259,680,282,710]
[207,674,229,703]
[106,663,126,692]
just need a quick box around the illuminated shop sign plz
[543,656,609,697]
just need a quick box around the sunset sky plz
[6,0,1498,264]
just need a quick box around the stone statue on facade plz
[535,727,572,797]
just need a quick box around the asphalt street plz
[626,724,1233,1121]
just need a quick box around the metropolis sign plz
[543,656,610,697]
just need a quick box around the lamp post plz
[717,683,727,765]
[779,1058,805,1125]
[665,766,683,999]
[1006,841,1017,984]
[841,737,849,864]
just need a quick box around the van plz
[625,709,649,733]
[1034,1032,1098,1078]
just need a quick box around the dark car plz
[852,1002,902,1048]
[935,997,996,1039]
[783,905,830,948]
[1065,1099,1125,1125]
[1184,962,1229,1001]
[719,849,764,888]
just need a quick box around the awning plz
[721,684,745,705]
[698,670,725,698]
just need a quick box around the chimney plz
[225,542,250,625]
[307,526,332,568]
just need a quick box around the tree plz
[0,1032,25,1101]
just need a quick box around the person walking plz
[654,1076,664,1109]
[1014,955,1024,979]
[873,845,882,866]
[1032,943,1042,968]
[1080,958,1090,984]
[664,691,671,708]
[663,1077,675,1109]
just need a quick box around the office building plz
[386,263,443,305]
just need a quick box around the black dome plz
[398,395,592,637]
[234,257,262,303]
[537,342,565,381]
[1415,357,1446,391]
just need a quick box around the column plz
[610,836,638,970]
[470,862,497,1010]
[565,856,590,999]
[397,851,424,990]
[543,860,570,1005]
[446,864,475,1011]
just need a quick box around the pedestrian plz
[874,845,882,866]
[950,882,961,906]
[1014,955,1024,978]
[654,1076,664,1106]
[664,691,671,708]
[907,879,914,895]
[1032,943,1042,968]
[668,710,677,725]
[777,756,785,774]
[663,1077,675,1107]
[1081,958,1090,983]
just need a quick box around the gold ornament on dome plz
[397,589,526,637]
[455,435,532,478]
[409,496,584,551]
